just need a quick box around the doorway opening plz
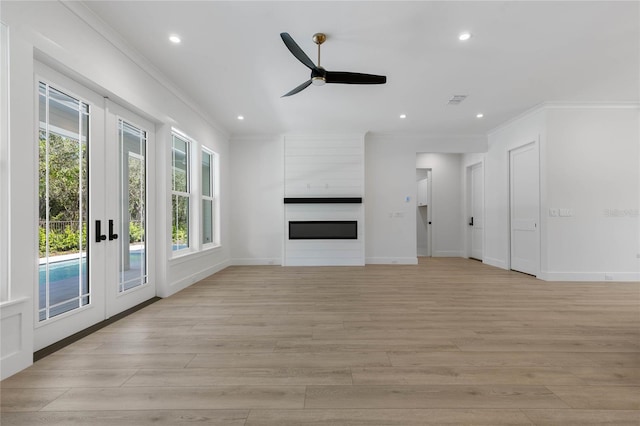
[416,168,432,257]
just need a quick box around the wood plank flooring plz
[2,258,639,425]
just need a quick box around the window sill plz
[169,245,222,265]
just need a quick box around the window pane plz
[119,119,147,292]
[38,83,89,322]
[202,151,211,196]
[202,199,213,244]
[172,194,189,250]
[172,135,188,193]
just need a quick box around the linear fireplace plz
[289,221,357,240]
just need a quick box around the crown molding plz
[488,101,640,136]
[61,1,230,139]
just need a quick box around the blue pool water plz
[39,250,145,320]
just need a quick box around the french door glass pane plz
[38,82,89,321]
[119,120,147,292]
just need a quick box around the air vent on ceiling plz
[447,95,467,105]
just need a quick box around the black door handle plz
[469,216,474,226]
[108,219,118,241]
[95,220,107,243]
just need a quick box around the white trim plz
[0,297,32,380]
[59,1,230,139]
[365,257,418,265]
[0,21,10,303]
[231,258,281,266]
[484,256,508,270]
[539,271,640,282]
[367,133,486,144]
[489,102,640,138]
[161,259,231,298]
[432,250,464,257]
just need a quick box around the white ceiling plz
[82,1,639,137]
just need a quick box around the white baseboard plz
[231,258,281,266]
[539,271,640,282]
[484,256,508,270]
[164,259,232,297]
[284,258,365,266]
[365,257,418,265]
[432,250,463,257]
[1,298,33,380]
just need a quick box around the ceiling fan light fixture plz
[311,76,326,86]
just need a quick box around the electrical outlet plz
[559,208,573,217]
[604,274,614,281]
[549,208,559,217]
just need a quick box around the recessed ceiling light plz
[169,35,181,44]
[458,32,472,41]
[399,114,407,119]
[476,113,484,118]
[237,115,245,120]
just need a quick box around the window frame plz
[170,130,192,255]
[201,147,219,249]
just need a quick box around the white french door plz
[104,101,156,318]
[35,63,155,350]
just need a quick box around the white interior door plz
[469,163,483,260]
[509,142,539,275]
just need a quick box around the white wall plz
[416,153,464,257]
[484,109,546,270]
[365,134,485,264]
[230,135,284,265]
[484,104,639,281]
[543,106,640,280]
[1,0,231,378]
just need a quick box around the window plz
[201,148,217,246]
[171,132,190,252]
[171,129,219,256]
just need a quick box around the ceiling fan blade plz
[282,79,312,97]
[280,32,316,70]
[325,71,386,85]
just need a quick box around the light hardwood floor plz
[2,258,639,425]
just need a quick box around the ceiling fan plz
[280,32,387,97]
